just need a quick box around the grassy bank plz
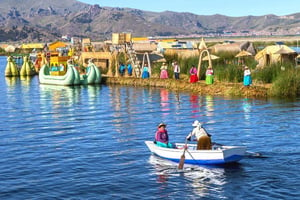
[102,76,270,98]
[107,48,300,98]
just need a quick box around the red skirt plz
[190,74,198,83]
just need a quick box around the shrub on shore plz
[270,68,300,97]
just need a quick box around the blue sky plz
[78,0,300,17]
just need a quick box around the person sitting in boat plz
[186,120,212,150]
[51,64,59,71]
[154,123,174,148]
[59,64,65,71]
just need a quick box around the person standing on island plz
[172,61,180,80]
[127,63,133,76]
[189,65,198,83]
[205,66,214,84]
[141,63,150,79]
[160,62,168,79]
[119,63,126,76]
[243,65,252,86]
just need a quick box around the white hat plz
[192,120,202,127]
[158,123,167,128]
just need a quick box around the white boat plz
[39,60,101,86]
[145,141,246,165]
[81,60,101,85]
[39,64,80,86]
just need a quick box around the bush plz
[270,69,300,97]
[253,62,295,84]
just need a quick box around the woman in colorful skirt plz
[160,62,168,79]
[189,65,198,83]
[205,66,214,84]
[243,66,252,86]
[141,63,150,79]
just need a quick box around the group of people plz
[159,62,252,86]
[122,61,252,86]
[119,63,133,76]
[190,65,214,84]
[159,62,215,85]
[159,61,180,80]
[154,120,212,150]
[50,63,65,72]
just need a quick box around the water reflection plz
[107,85,146,136]
[205,95,214,117]
[242,98,252,122]
[190,94,199,117]
[84,85,101,110]
[39,84,81,118]
[5,77,19,87]
[160,89,170,114]
[148,155,227,198]
[20,76,34,86]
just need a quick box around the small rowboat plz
[145,141,246,165]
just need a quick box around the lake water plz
[0,56,299,199]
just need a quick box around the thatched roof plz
[210,41,253,54]
[255,45,297,68]
[5,45,16,53]
[255,45,296,60]
[133,43,157,52]
[136,53,166,63]
[235,50,252,58]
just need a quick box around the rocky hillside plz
[1,0,300,42]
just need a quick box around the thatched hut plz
[255,45,297,68]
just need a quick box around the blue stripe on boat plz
[153,153,244,165]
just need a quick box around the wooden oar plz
[178,139,188,169]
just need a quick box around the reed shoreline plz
[102,76,270,98]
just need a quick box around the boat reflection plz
[39,84,81,111]
[5,76,19,87]
[148,155,243,198]
[20,76,35,86]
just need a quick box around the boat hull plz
[39,65,77,86]
[145,141,246,165]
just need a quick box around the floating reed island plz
[102,76,271,98]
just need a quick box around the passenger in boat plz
[59,64,64,71]
[154,123,174,148]
[186,120,212,150]
[51,64,59,71]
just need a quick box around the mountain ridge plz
[0,0,299,42]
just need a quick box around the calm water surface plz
[0,56,299,200]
